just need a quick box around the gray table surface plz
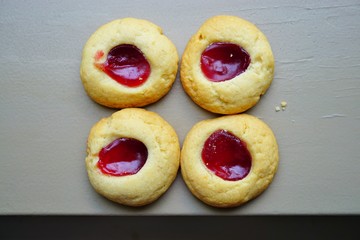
[1,0,359,215]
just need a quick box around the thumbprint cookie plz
[181,114,279,208]
[85,108,180,206]
[181,15,274,114]
[80,18,178,108]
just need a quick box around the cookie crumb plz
[280,101,287,111]
[275,106,281,112]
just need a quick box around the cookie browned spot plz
[181,15,274,114]
[81,18,178,108]
[181,114,279,208]
[86,108,180,207]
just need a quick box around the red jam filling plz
[201,129,252,181]
[97,138,148,176]
[95,44,151,87]
[200,42,250,82]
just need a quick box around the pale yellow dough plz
[181,114,279,208]
[80,18,179,108]
[181,15,275,114]
[86,108,180,207]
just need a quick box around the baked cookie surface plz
[181,114,279,208]
[80,18,178,108]
[181,15,274,114]
[86,108,180,206]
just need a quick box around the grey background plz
[0,0,359,215]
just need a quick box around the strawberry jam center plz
[97,138,148,176]
[202,129,251,181]
[95,44,150,87]
[200,42,250,82]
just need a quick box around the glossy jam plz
[201,129,252,181]
[97,138,148,176]
[95,44,150,87]
[200,42,250,82]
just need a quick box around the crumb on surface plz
[281,101,287,107]
[275,106,281,112]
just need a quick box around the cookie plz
[85,108,180,206]
[80,18,178,108]
[181,114,279,207]
[181,15,274,114]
